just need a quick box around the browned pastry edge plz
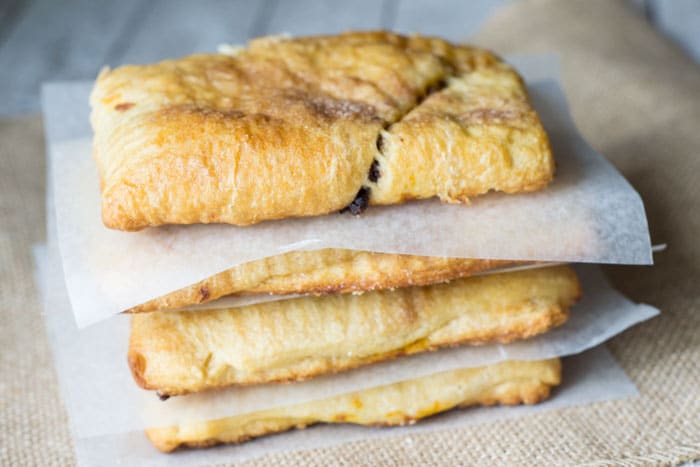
[127,251,521,313]
[128,266,579,396]
[151,384,554,452]
[145,359,560,452]
[129,303,568,396]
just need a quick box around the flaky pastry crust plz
[146,358,561,452]
[128,249,519,313]
[128,266,579,396]
[91,31,553,230]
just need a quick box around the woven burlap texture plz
[1,0,699,465]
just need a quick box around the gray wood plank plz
[380,0,400,29]
[626,0,650,17]
[3,0,697,117]
[0,0,142,115]
[651,0,700,63]
[108,0,262,66]
[0,0,262,116]
[264,0,384,36]
[0,0,29,47]
[248,0,281,38]
[392,0,510,41]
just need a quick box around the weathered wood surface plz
[0,0,697,116]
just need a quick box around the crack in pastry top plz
[345,75,452,215]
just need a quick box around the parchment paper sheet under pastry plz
[70,346,635,467]
[42,56,652,328]
[35,152,657,463]
[33,232,657,440]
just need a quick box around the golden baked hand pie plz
[91,31,553,230]
[128,249,520,313]
[146,358,561,452]
[128,266,578,396]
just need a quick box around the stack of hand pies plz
[90,31,582,453]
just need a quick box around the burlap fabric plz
[1,0,698,465]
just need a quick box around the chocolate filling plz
[376,134,386,153]
[368,159,381,182]
[341,77,449,217]
[425,78,447,98]
[340,186,371,215]
[158,393,170,401]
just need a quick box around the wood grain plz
[0,0,698,116]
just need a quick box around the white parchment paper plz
[42,56,652,328]
[35,236,645,465]
[35,223,658,440]
[36,158,656,463]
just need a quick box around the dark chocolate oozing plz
[158,393,170,401]
[376,134,386,153]
[341,186,371,215]
[425,79,447,97]
[368,159,381,182]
